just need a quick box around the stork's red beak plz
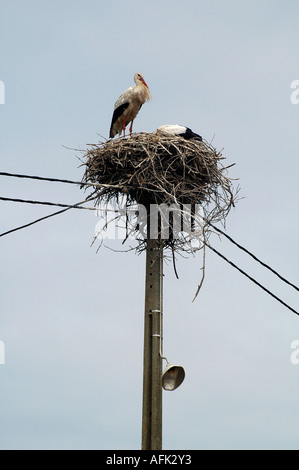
[141,77,149,88]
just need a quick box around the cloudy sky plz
[1,0,299,450]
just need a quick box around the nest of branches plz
[81,132,237,254]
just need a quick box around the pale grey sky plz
[0,0,299,450]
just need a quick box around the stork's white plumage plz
[155,125,202,141]
[109,72,151,138]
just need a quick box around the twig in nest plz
[172,247,179,279]
[192,244,206,302]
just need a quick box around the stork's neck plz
[136,81,151,101]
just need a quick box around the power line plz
[0,171,96,187]
[0,170,126,194]
[207,221,299,292]
[0,196,96,210]
[1,206,75,238]
[206,243,299,317]
[0,195,99,238]
[0,192,297,317]
[0,171,122,190]
[1,193,298,293]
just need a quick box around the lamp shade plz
[162,364,185,391]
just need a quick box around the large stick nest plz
[81,132,238,253]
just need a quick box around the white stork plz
[109,72,151,138]
[155,125,202,141]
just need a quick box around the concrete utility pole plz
[141,237,163,450]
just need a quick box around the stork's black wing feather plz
[109,102,130,136]
[183,127,202,141]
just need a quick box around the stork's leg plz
[123,117,126,137]
[129,120,134,136]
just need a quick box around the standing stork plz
[109,72,151,138]
[155,125,202,141]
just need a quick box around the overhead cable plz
[206,243,299,317]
